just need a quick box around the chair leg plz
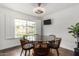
[20,49,23,56]
[29,50,30,56]
[56,49,59,56]
[25,50,27,56]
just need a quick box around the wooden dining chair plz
[49,35,56,40]
[20,39,33,56]
[49,38,62,56]
[33,42,50,56]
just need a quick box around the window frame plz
[15,19,36,38]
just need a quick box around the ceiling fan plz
[33,3,46,15]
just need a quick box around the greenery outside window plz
[15,19,36,38]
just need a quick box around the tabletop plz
[26,35,55,41]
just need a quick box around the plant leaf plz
[68,27,74,30]
[76,23,79,26]
[68,31,73,33]
[71,25,75,28]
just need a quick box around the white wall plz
[43,5,79,51]
[0,6,41,50]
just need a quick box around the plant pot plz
[77,32,79,37]
[77,42,79,48]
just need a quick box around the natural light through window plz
[15,19,36,39]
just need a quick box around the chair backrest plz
[54,38,62,48]
[20,39,29,48]
[49,35,56,40]
[23,35,28,40]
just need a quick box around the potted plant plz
[68,22,79,48]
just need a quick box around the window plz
[15,19,36,38]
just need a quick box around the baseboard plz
[60,46,74,52]
[0,45,21,52]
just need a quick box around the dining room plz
[0,3,79,56]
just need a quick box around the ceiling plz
[0,3,78,17]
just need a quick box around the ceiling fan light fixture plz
[33,7,45,15]
[33,3,46,15]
